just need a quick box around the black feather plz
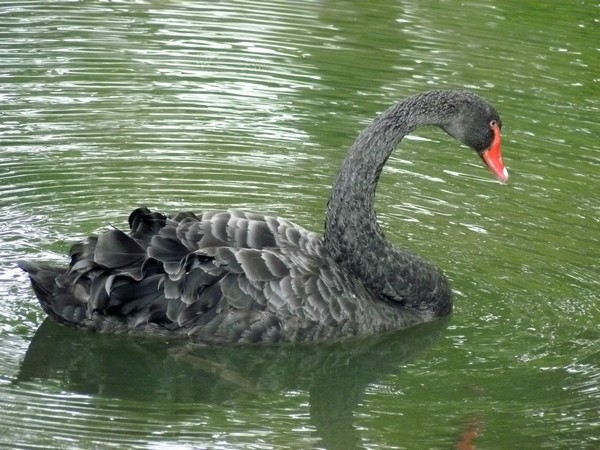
[94,229,146,270]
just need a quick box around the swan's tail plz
[18,207,172,332]
[18,260,87,327]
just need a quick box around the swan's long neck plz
[324,91,454,314]
[325,103,415,241]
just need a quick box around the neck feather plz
[324,91,454,250]
[323,91,455,313]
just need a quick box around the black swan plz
[19,90,508,344]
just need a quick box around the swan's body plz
[20,90,507,344]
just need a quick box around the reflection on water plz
[16,318,449,449]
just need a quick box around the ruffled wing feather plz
[21,207,366,343]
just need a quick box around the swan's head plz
[441,91,508,183]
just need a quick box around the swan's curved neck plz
[323,91,453,312]
[324,92,451,250]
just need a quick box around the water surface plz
[1,1,599,448]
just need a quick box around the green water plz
[1,1,598,448]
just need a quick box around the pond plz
[1,1,598,448]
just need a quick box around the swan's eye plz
[489,120,499,129]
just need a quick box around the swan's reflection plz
[18,317,449,448]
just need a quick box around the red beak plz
[480,126,508,183]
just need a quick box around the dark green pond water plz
[1,1,598,448]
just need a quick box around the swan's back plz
[21,207,412,344]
